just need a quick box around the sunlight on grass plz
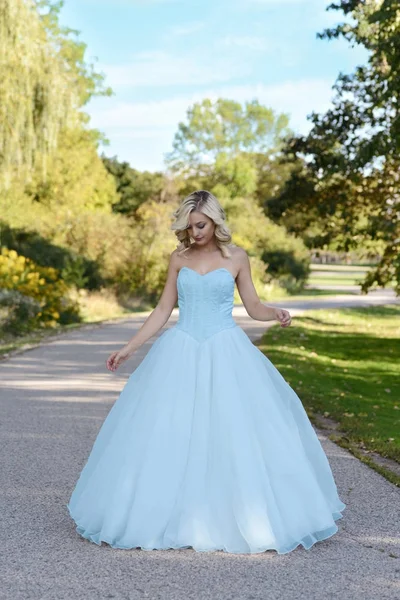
[308,264,397,288]
[258,305,400,463]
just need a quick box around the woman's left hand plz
[274,308,292,328]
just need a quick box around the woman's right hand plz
[106,346,133,372]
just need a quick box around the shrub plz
[0,289,42,335]
[0,222,104,290]
[221,195,310,293]
[0,247,81,329]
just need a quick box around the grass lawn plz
[308,264,397,288]
[307,277,368,287]
[257,304,400,478]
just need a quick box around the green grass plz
[308,264,370,287]
[310,264,373,272]
[257,305,400,466]
[290,290,357,299]
[308,264,397,288]
[307,276,368,286]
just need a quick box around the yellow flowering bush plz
[0,247,80,330]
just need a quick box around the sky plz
[60,0,367,173]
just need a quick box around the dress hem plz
[66,501,346,556]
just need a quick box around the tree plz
[102,156,165,216]
[0,0,126,296]
[270,0,400,293]
[165,98,294,200]
[25,128,118,213]
[0,0,111,190]
[166,98,291,166]
[0,0,74,187]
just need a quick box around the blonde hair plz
[171,190,232,258]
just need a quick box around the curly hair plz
[171,190,233,258]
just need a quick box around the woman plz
[67,189,346,554]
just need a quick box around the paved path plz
[1,295,399,600]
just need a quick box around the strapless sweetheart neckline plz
[178,266,235,282]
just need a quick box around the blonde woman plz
[67,190,345,554]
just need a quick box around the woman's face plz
[187,210,215,245]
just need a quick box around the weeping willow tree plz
[0,0,79,189]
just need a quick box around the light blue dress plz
[67,267,346,554]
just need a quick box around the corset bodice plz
[174,267,237,342]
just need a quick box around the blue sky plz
[60,0,367,172]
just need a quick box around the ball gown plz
[66,266,346,554]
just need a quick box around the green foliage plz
[221,195,310,292]
[0,221,103,290]
[0,0,77,188]
[261,249,309,292]
[50,209,135,286]
[102,156,165,216]
[271,0,400,293]
[0,0,112,191]
[166,98,292,174]
[212,152,259,198]
[115,200,178,300]
[35,0,112,106]
[0,247,80,330]
[253,150,302,211]
[0,289,42,335]
[61,254,91,289]
[26,127,119,213]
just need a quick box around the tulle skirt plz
[67,324,345,554]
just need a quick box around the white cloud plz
[91,95,203,129]
[93,79,337,131]
[91,78,337,168]
[110,129,167,140]
[100,51,251,87]
[167,21,206,37]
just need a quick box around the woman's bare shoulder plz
[228,244,247,259]
[170,246,192,267]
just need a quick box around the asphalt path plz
[1,291,399,600]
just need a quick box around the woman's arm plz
[106,250,180,371]
[235,248,291,326]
